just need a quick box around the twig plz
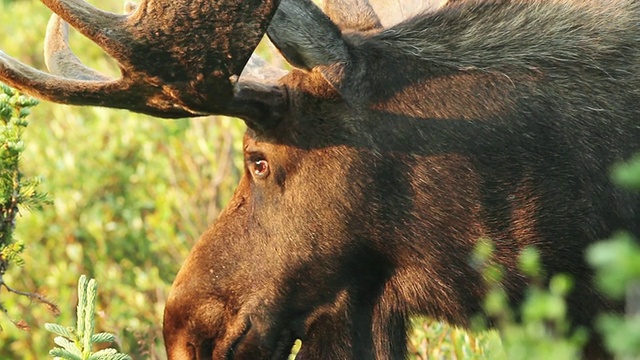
[0,272,60,331]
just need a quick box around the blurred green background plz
[0,0,244,358]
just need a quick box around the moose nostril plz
[187,342,196,359]
[199,341,214,360]
[185,340,214,360]
[228,321,252,358]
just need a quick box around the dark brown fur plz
[163,0,640,359]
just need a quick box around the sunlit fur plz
[164,0,640,359]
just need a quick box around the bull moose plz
[1,0,639,358]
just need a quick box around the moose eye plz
[252,159,270,178]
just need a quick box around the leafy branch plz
[0,83,43,268]
[0,83,58,328]
[45,275,132,360]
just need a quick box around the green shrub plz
[0,83,56,330]
[585,156,640,359]
[0,84,42,268]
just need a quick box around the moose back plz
[1,0,639,358]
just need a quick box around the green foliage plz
[587,233,640,299]
[589,234,640,359]
[499,274,587,360]
[0,2,243,357]
[45,275,131,360]
[582,157,640,359]
[408,319,502,359]
[0,84,46,268]
[405,241,588,360]
[473,242,587,360]
[596,313,640,358]
[611,154,640,190]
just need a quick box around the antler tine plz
[41,0,129,65]
[41,13,197,117]
[44,15,110,81]
[0,0,280,119]
[367,0,449,27]
[0,50,201,117]
[323,0,383,32]
[323,0,449,33]
[0,51,117,106]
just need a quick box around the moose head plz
[2,0,639,359]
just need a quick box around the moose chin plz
[2,0,639,359]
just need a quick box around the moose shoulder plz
[1,0,639,359]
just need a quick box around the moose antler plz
[0,0,279,118]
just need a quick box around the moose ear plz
[267,0,351,88]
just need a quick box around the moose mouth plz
[223,320,252,360]
[213,316,299,360]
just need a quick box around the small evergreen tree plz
[0,83,57,326]
[45,275,131,360]
[0,84,44,267]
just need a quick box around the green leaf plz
[91,332,116,344]
[611,155,640,189]
[77,275,87,338]
[53,336,82,358]
[83,278,98,354]
[88,348,117,359]
[50,347,83,360]
[44,323,75,339]
[88,348,132,360]
[518,246,542,278]
[484,288,509,317]
[587,233,640,298]
[549,274,573,297]
[597,314,640,356]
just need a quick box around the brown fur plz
[163,0,640,359]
